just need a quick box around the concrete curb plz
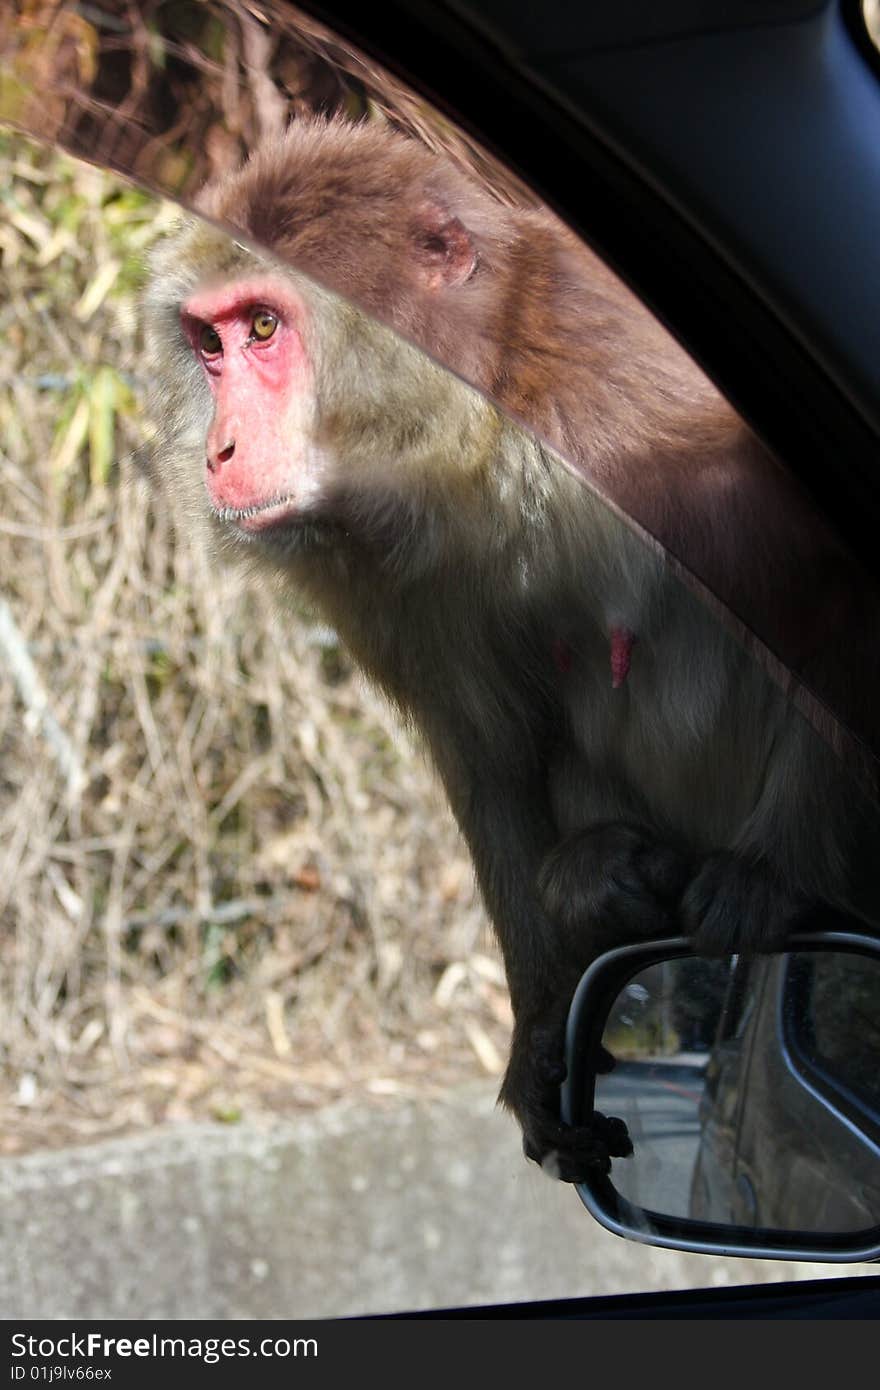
[0,1084,863,1317]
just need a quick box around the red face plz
[181,277,313,533]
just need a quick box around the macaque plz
[145,117,880,1180]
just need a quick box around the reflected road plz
[596,1059,707,1216]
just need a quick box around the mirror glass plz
[595,949,880,1236]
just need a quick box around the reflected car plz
[690,951,880,1233]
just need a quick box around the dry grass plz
[0,130,511,1154]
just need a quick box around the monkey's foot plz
[538,821,693,953]
[501,1012,632,1182]
[522,1109,633,1183]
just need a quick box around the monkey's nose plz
[207,440,236,473]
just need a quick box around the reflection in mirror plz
[595,950,880,1238]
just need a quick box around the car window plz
[1,0,878,1318]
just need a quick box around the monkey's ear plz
[411,201,478,291]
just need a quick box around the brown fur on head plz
[194,117,518,403]
[194,117,728,442]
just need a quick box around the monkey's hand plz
[539,821,805,959]
[538,822,694,955]
[682,851,807,954]
[500,1010,633,1182]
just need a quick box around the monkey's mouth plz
[214,496,302,534]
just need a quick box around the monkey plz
[144,116,880,1181]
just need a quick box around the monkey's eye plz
[199,324,222,356]
[251,310,278,341]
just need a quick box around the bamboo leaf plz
[9,207,51,250]
[88,367,117,488]
[50,393,90,480]
[74,258,121,322]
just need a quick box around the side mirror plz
[562,929,880,1261]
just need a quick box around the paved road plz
[597,1060,706,1216]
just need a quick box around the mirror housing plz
[562,929,880,1262]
